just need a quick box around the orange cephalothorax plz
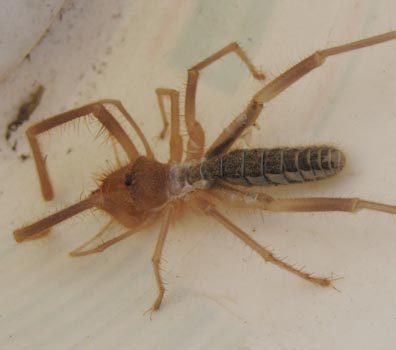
[123,157,170,212]
[97,157,170,227]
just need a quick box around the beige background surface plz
[1,1,396,349]
[0,0,66,82]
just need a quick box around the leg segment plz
[150,206,173,311]
[101,99,154,160]
[27,100,147,201]
[214,182,396,214]
[69,219,150,256]
[264,197,396,214]
[14,194,100,242]
[195,195,330,287]
[185,42,265,161]
[155,88,183,163]
[205,31,396,159]
[110,137,122,168]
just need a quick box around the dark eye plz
[124,173,133,186]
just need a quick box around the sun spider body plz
[14,32,396,311]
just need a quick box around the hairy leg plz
[155,88,183,163]
[194,194,330,286]
[149,205,173,311]
[213,182,396,214]
[14,194,100,242]
[206,31,396,159]
[101,99,154,159]
[69,219,151,256]
[27,101,144,200]
[185,42,265,160]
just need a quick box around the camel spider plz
[14,32,396,311]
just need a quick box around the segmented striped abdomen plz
[186,147,345,186]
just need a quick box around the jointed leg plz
[70,219,150,256]
[101,99,154,160]
[110,137,122,168]
[206,31,396,159]
[14,194,100,242]
[156,88,174,139]
[185,42,265,161]
[69,219,114,256]
[27,101,142,201]
[150,205,173,311]
[263,197,396,214]
[195,195,330,287]
[155,88,183,163]
[213,182,396,214]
